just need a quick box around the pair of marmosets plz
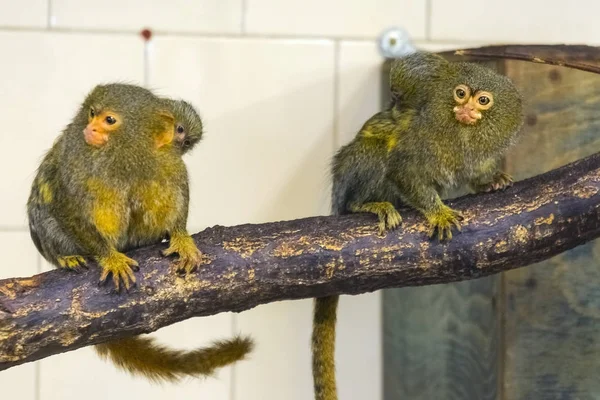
[27,84,253,381]
[26,51,523,398]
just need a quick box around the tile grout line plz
[497,273,507,400]
[230,313,238,400]
[143,40,150,87]
[425,0,432,41]
[46,0,52,29]
[0,25,483,45]
[240,0,248,34]
[332,39,341,149]
[376,292,384,400]
[0,227,29,232]
[35,361,41,400]
[0,25,483,50]
[34,254,42,400]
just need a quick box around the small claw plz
[162,247,175,257]
[427,225,435,238]
[76,257,88,270]
[99,269,109,284]
[387,211,402,230]
[175,263,185,275]
[395,218,402,228]
[378,219,387,236]
[125,266,137,283]
[177,263,194,275]
[188,259,199,273]
[426,205,464,241]
[178,255,200,275]
[164,234,204,275]
[97,253,138,291]
[57,255,88,271]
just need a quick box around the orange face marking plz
[452,85,494,125]
[83,108,122,147]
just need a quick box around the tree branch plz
[438,44,600,74]
[2,150,600,370]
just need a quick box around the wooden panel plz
[382,59,503,400]
[502,61,600,399]
[382,52,600,399]
[383,279,500,400]
[502,244,600,399]
[505,62,600,180]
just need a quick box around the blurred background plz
[2,1,600,400]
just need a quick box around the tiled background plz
[0,1,595,399]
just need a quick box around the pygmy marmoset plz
[27,83,253,382]
[312,51,524,400]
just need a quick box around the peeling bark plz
[2,150,600,371]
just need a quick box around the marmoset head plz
[450,62,522,130]
[391,52,523,135]
[170,99,204,155]
[80,83,166,148]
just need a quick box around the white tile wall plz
[37,262,236,400]
[38,343,232,400]
[0,31,144,228]
[149,36,336,400]
[147,36,335,229]
[3,1,596,400]
[50,0,243,34]
[337,293,383,400]
[431,1,600,44]
[0,0,47,28]
[245,0,427,39]
[236,300,314,400]
[0,232,40,400]
[337,41,384,146]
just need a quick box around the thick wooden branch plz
[439,44,600,73]
[2,151,600,371]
